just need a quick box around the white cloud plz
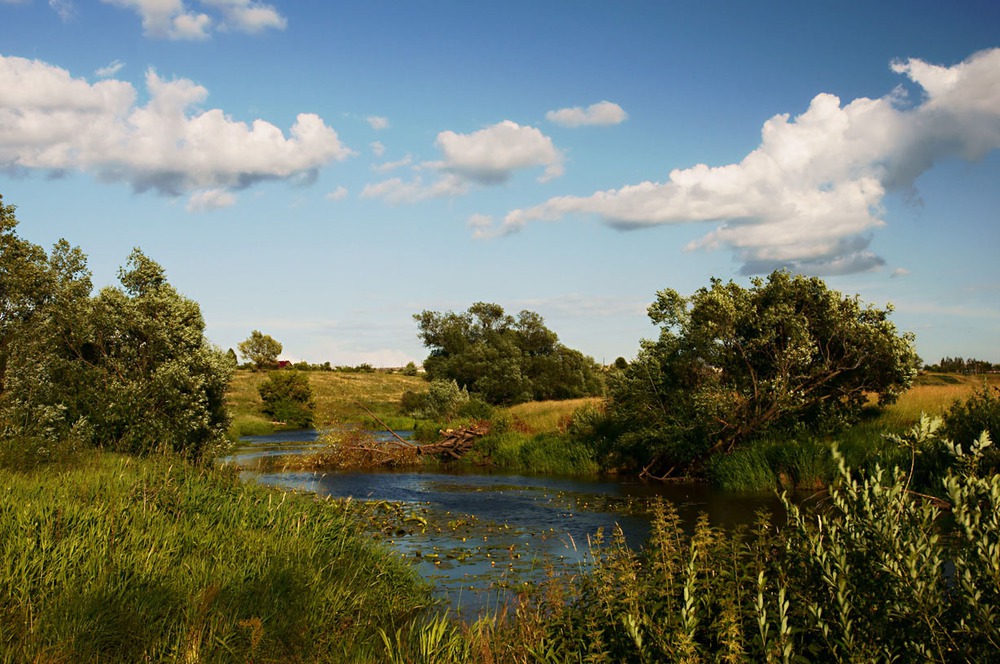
[363,120,563,204]
[325,186,348,201]
[370,140,385,157]
[0,55,354,203]
[891,267,910,278]
[95,59,125,78]
[367,115,389,130]
[49,0,75,21]
[100,0,285,40]
[546,100,628,127]
[467,213,493,237]
[371,154,412,174]
[360,174,468,205]
[201,0,286,33]
[186,188,235,211]
[487,48,1000,276]
[435,120,563,184]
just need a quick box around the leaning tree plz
[608,271,921,477]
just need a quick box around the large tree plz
[414,303,603,405]
[608,271,920,477]
[238,330,283,371]
[1,199,233,461]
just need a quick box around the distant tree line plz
[926,356,998,374]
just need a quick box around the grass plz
[227,369,427,437]
[505,397,602,433]
[706,373,1000,492]
[0,452,431,662]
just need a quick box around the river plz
[221,431,791,617]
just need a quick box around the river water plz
[222,430,790,617]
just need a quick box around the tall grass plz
[0,453,430,662]
[505,397,602,433]
[387,430,1000,662]
[472,430,599,475]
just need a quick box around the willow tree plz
[608,271,920,477]
[1,196,233,461]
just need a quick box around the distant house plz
[277,360,292,369]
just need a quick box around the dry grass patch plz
[506,397,603,434]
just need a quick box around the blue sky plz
[2,0,998,366]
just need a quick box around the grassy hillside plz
[227,369,427,436]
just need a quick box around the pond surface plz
[224,431,791,618]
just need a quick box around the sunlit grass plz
[505,397,602,433]
[227,370,427,435]
[0,453,429,662]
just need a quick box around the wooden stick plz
[353,401,415,447]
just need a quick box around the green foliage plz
[608,271,920,475]
[942,384,1000,473]
[1,208,232,462]
[258,371,315,428]
[469,432,999,663]
[473,430,598,475]
[414,302,604,405]
[401,361,419,376]
[238,330,283,371]
[0,454,428,662]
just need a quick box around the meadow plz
[3,370,995,661]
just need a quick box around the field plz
[228,368,997,440]
[227,369,426,436]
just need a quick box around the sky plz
[1,0,998,367]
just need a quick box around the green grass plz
[226,369,428,437]
[0,452,431,662]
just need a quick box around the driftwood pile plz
[417,424,490,459]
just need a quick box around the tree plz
[238,330,282,370]
[258,371,314,428]
[1,209,233,462]
[608,271,920,477]
[414,302,603,405]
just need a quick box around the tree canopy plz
[414,302,604,405]
[0,196,233,461]
[238,330,283,370]
[608,271,921,476]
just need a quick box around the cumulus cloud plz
[435,120,563,184]
[363,120,563,204]
[367,115,389,130]
[101,0,285,40]
[483,49,1000,276]
[0,55,354,205]
[546,100,628,127]
[186,188,235,211]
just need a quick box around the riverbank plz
[0,452,430,662]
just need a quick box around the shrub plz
[258,371,314,428]
[942,384,1000,475]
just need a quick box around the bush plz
[258,371,314,428]
[943,385,1000,475]
[509,436,1000,663]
